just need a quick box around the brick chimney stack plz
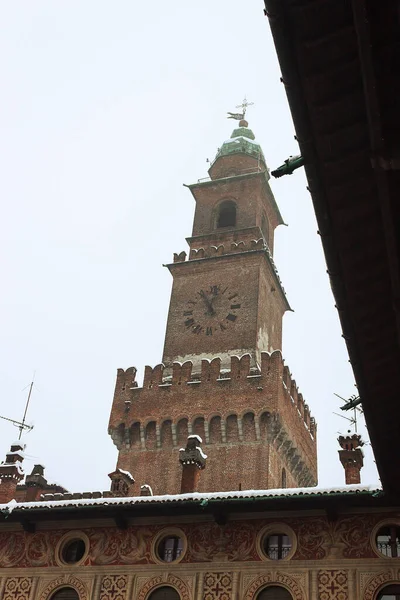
[0,442,25,503]
[179,435,207,494]
[338,433,364,484]
[108,467,135,497]
[140,484,153,496]
[24,464,48,502]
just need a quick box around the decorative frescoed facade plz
[0,489,400,599]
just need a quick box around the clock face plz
[183,285,241,335]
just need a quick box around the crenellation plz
[290,379,298,406]
[282,364,291,388]
[201,357,221,381]
[172,360,193,385]
[303,403,310,429]
[310,416,317,438]
[297,392,305,419]
[178,236,277,269]
[143,363,164,388]
[231,353,251,379]
[173,250,186,263]
[210,244,224,255]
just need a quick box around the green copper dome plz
[213,121,266,165]
[230,126,255,140]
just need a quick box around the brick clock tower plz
[108,117,317,494]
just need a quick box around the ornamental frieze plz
[0,513,385,568]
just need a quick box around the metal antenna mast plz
[333,393,362,433]
[0,378,35,439]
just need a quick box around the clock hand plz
[199,290,215,316]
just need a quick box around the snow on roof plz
[188,434,202,443]
[196,446,208,459]
[0,484,380,514]
[7,450,25,458]
[116,468,135,482]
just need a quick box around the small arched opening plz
[50,589,79,600]
[281,468,287,489]
[216,200,237,228]
[261,214,269,243]
[377,584,400,600]
[148,586,180,600]
[257,586,293,600]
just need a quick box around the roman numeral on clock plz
[231,303,241,310]
[185,318,195,327]
[226,313,237,322]
[228,293,238,301]
[206,327,213,336]
[183,310,193,316]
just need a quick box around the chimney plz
[25,464,48,502]
[179,435,207,494]
[140,484,153,496]
[0,442,25,503]
[338,433,364,484]
[108,468,135,497]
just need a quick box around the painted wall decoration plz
[185,524,257,562]
[100,575,128,600]
[3,577,32,600]
[243,573,304,600]
[38,576,88,600]
[136,574,191,600]
[203,573,232,600]
[318,570,348,600]
[362,571,397,600]
[0,513,387,568]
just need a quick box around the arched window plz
[148,586,180,600]
[51,588,79,600]
[261,214,269,242]
[216,200,236,228]
[377,584,400,600]
[281,468,287,489]
[257,586,293,600]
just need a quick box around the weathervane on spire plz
[227,96,254,121]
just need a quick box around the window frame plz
[256,523,297,562]
[55,531,90,567]
[151,528,187,565]
[371,520,400,559]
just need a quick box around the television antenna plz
[0,378,35,439]
[333,393,362,433]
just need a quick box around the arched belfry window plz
[216,200,236,228]
[261,214,269,242]
[148,586,180,600]
[50,588,79,600]
[281,468,287,489]
[257,586,293,600]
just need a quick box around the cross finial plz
[236,96,254,118]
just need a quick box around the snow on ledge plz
[0,484,381,513]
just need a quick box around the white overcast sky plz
[0,1,379,493]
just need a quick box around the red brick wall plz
[109,352,317,495]
[162,252,285,369]
[190,170,281,253]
